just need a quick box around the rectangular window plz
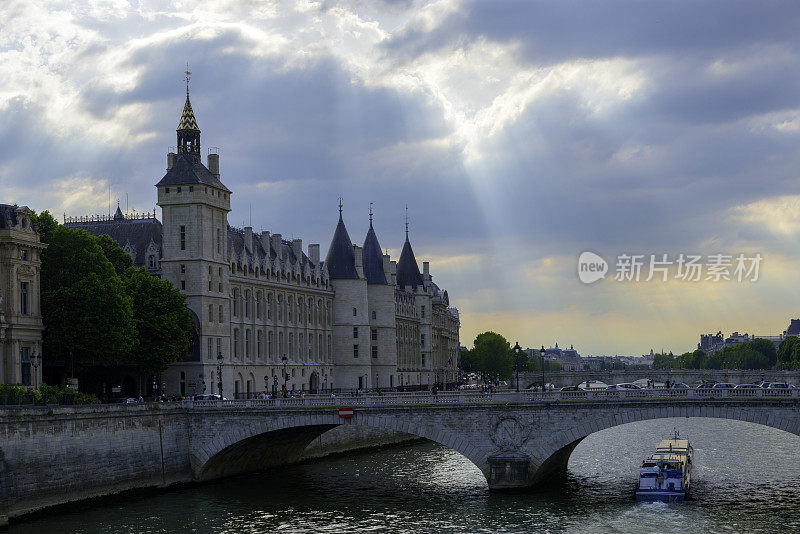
[181,280,186,290]
[21,250,28,261]
[208,281,212,291]
[371,328,377,341]
[218,282,223,292]
[422,354,426,366]
[177,186,182,193]
[353,327,359,339]
[219,306,223,322]
[181,264,186,274]
[208,338,213,360]
[217,229,221,254]
[353,307,357,317]
[216,338,221,358]
[189,186,194,192]
[353,345,359,358]
[371,346,378,359]
[20,282,29,315]
[421,306,425,318]
[20,347,31,386]
[371,311,376,320]
[165,187,170,193]
[180,226,186,250]
[421,334,425,348]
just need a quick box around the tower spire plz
[404,205,409,238]
[177,68,201,162]
[338,197,343,218]
[369,202,373,227]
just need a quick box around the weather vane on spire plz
[185,63,191,96]
[338,197,343,216]
[369,202,374,225]
[404,204,409,237]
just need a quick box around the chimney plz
[292,239,302,260]
[271,233,282,258]
[167,152,176,170]
[208,153,220,177]
[353,245,363,277]
[423,261,430,281]
[244,227,253,253]
[260,231,271,250]
[308,244,320,264]
[383,253,391,278]
[390,260,397,285]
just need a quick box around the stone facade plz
[0,205,46,386]
[65,88,460,396]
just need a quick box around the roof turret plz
[324,202,358,280]
[396,234,423,290]
[362,207,387,285]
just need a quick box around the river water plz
[12,418,800,533]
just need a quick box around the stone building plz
[66,84,459,396]
[0,204,46,385]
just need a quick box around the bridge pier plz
[486,454,533,490]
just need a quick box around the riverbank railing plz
[185,387,800,409]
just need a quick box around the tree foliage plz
[472,332,514,379]
[40,226,136,365]
[654,342,774,370]
[36,213,194,378]
[125,269,194,375]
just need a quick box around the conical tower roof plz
[113,204,124,220]
[325,211,358,280]
[363,216,387,285]
[396,234,423,289]
[177,94,200,132]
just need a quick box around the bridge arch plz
[528,403,800,483]
[191,412,491,482]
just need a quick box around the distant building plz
[0,204,46,385]
[537,343,582,371]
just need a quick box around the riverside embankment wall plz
[0,404,416,526]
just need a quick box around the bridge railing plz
[186,387,799,409]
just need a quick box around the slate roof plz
[227,227,320,276]
[396,235,423,290]
[362,223,387,285]
[324,215,358,279]
[178,94,200,131]
[66,217,163,267]
[155,153,230,192]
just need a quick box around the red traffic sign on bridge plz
[338,408,354,418]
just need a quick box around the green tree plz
[748,338,778,367]
[472,332,513,380]
[125,268,194,376]
[652,352,675,369]
[41,226,136,366]
[458,348,476,372]
[30,210,59,243]
[97,234,134,276]
[777,336,800,364]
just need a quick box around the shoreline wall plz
[0,404,421,527]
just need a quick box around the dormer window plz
[165,187,170,193]
[177,186,182,193]
[21,250,28,261]
[189,186,194,192]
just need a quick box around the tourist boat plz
[635,431,693,503]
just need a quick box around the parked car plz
[606,383,641,390]
[670,382,690,389]
[712,383,737,389]
[560,385,583,392]
[767,382,790,389]
[194,394,227,400]
[734,384,761,389]
[122,397,138,404]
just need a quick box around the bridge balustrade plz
[184,387,799,409]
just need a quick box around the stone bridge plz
[520,369,800,389]
[187,388,800,490]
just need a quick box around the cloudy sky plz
[4,0,800,355]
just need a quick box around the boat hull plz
[635,490,686,503]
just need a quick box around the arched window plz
[232,288,240,317]
[219,305,223,323]
[257,330,263,359]
[256,292,262,319]
[233,329,240,359]
[245,329,251,359]
[245,290,252,318]
[148,255,156,268]
[208,305,213,323]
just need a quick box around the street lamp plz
[31,353,41,388]
[513,342,522,392]
[282,354,288,394]
[540,346,546,391]
[216,352,224,398]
